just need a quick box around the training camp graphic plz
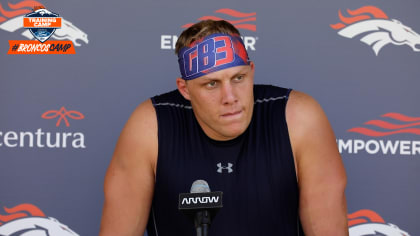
[161,8,258,51]
[330,5,420,55]
[0,107,86,149]
[0,0,88,54]
[348,209,410,236]
[337,113,420,156]
[0,203,79,236]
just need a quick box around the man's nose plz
[221,82,237,105]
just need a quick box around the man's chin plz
[219,125,248,140]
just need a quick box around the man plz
[100,20,348,235]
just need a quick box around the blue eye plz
[234,75,244,81]
[206,81,217,88]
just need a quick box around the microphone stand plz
[202,224,209,236]
[194,211,211,236]
[196,226,202,236]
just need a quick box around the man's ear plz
[176,78,191,100]
[249,61,255,71]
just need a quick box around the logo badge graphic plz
[0,203,79,236]
[182,8,256,32]
[330,6,420,55]
[0,107,86,149]
[337,112,420,155]
[41,107,85,127]
[348,209,410,236]
[348,113,420,137]
[0,0,88,54]
[23,6,61,43]
[217,162,233,173]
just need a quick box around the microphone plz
[179,180,223,236]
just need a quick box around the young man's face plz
[177,62,255,141]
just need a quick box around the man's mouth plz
[221,110,243,118]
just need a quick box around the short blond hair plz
[175,20,240,54]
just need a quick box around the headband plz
[177,33,250,80]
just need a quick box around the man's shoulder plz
[129,99,157,130]
[287,90,321,117]
[151,89,190,107]
[286,90,332,152]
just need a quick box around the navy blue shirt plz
[147,85,304,235]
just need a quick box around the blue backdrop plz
[1,0,419,235]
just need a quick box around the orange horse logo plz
[0,203,79,236]
[348,209,410,236]
[331,6,420,55]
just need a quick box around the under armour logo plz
[217,163,233,173]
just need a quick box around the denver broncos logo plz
[0,0,88,46]
[348,209,410,236]
[0,203,79,236]
[330,6,420,55]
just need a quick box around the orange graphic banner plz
[23,17,62,28]
[8,40,75,54]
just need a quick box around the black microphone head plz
[190,179,211,193]
[180,179,223,229]
[181,180,222,209]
